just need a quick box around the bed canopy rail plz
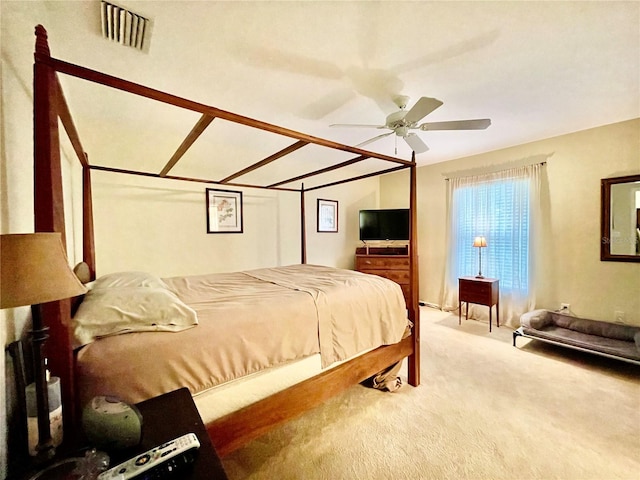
[35,31,414,185]
[32,25,420,455]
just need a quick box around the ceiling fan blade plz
[418,119,492,131]
[356,132,394,148]
[330,123,388,129]
[404,97,443,124]
[403,133,429,153]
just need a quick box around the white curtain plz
[441,164,542,327]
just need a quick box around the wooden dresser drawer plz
[459,277,499,305]
[355,251,411,307]
[355,255,409,270]
[459,279,492,296]
[460,291,489,304]
[359,269,410,285]
[400,284,410,302]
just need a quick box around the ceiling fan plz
[330,95,491,153]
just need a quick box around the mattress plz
[75,264,408,408]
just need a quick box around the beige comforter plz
[75,264,408,405]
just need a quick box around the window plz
[451,176,530,291]
[443,163,543,326]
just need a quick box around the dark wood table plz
[9,388,229,480]
[458,276,500,332]
[114,387,229,479]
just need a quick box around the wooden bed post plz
[33,24,79,444]
[407,154,420,386]
[300,183,307,264]
[83,158,96,279]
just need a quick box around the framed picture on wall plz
[206,188,243,233]
[317,198,338,233]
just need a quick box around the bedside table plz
[8,388,228,480]
[113,387,229,479]
[458,277,500,332]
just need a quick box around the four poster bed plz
[32,25,421,457]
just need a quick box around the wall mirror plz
[601,174,640,262]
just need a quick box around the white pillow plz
[72,286,198,348]
[91,271,169,290]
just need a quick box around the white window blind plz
[451,176,530,291]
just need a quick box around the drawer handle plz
[365,260,372,265]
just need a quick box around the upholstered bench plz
[513,309,640,365]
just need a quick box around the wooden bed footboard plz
[209,335,415,456]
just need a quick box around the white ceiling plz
[4,1,640,179]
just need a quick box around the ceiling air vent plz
[100,1,151,52]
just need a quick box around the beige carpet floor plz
[221,308,640,480]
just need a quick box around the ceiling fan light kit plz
[331,95,491,154]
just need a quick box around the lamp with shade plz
[473,236,487,278]
[1,233,87,460]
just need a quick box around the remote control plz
[98,433,200,480]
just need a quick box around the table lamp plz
[473,236,487,278]
[1,233,87,460]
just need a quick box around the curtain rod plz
[443,154,551,180]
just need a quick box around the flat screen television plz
[359,209,410,241]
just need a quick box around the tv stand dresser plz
[355,246,410,306]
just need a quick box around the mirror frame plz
[600,174,640,262]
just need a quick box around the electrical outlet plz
[614,311,626,324]
[560,303,570,312]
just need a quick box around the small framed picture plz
[317,199,338,233]
[206,188,243,234]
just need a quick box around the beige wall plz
[382,119,640,325]
[90,171,379,277]
[1,5,46,475]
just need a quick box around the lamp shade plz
[472,236,487,248]
[1,233,86,309]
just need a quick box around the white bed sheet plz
[194,347,379,424]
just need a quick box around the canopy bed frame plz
[32,25,421,456]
